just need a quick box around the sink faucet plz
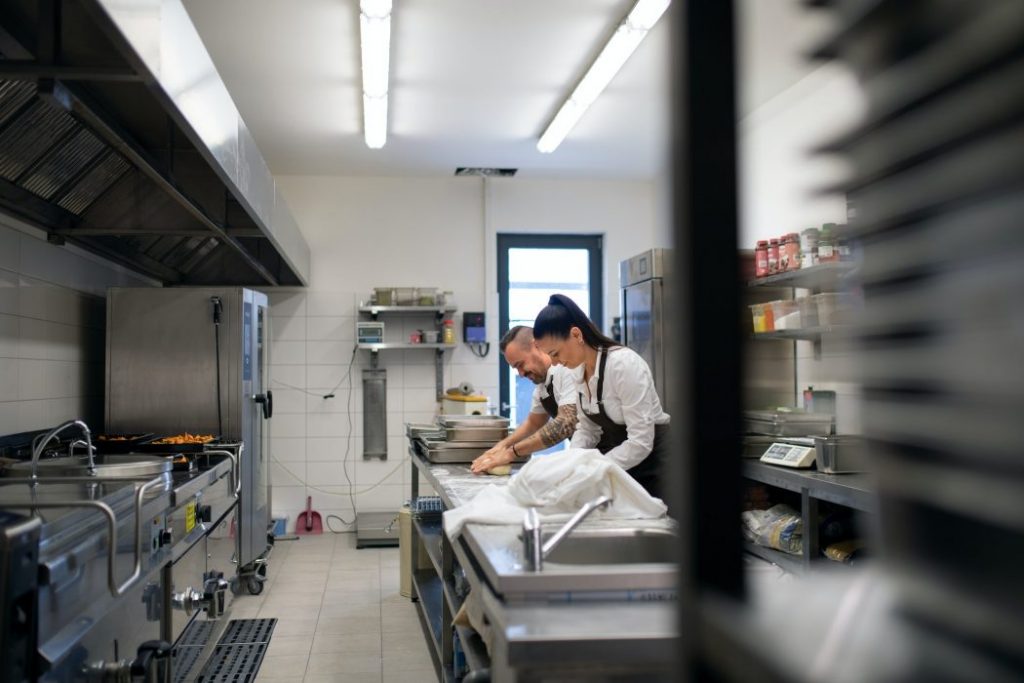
[30,420,95,483]
[522,495,612,571]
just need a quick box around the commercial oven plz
[105,287,273,585]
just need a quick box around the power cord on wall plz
[270,345,375,532]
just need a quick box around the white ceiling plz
[182,0,830,180]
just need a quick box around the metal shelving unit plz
[742,460,875,572]
[751,325,850,343]
[747,261,857,289]
[356,301,458,401]
[743,541,805,575]
[407,451,490,682]
[742,461,876,513]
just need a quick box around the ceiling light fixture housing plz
[360,0,392,149]
[537,0,671,154]
[454,168,518,177]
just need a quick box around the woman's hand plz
[471,446,516,474]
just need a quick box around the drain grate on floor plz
[172,619,218,683]
[218,618,276,645]
[194,618,277,683]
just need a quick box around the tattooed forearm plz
[538,404,577,447]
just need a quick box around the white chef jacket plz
[529,364,579,414]
[570,346,670,471]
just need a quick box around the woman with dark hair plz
[533,294,670,500]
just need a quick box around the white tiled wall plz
[267,288,493,532]
[0,219,151,435]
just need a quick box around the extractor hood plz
[0,0,309,286]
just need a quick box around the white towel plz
[442,448,667,536]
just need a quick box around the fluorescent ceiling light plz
[537,0,670,154]
[360,0,392,149]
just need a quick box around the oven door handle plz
[253,390,272,419]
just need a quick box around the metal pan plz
[438,415,509,429]
[420,440,489,463]
[444,426,509,442]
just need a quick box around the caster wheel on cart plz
[246,576,264,595]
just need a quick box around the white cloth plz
[529,364,578,414]
[571,346,670,471]
[442,448,667,536]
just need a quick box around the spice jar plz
[442,319,456,344]
[800,228,819,268]
[818,223,838,262]
[767,238,780,274]
[755,240,769,277]
[785,233,802,271]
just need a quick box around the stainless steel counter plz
[408,450,679,682]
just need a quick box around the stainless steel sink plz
[457,522,679,600]
[543,528,677,565]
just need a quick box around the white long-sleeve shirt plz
[529,364,578,414]
[570,346,670,471]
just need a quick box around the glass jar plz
[442,319,456,344]
[755,240,769,277]
[767,238,780,274]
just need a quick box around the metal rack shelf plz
[355,342,457,352]
[359,304,456,315]
[413,569,454,683]
[413,516,444,577]
[752,325,850,342]
[743,541,806,575]
[747,261,857,290]
[455,623,491,673]
[742,461,876,513]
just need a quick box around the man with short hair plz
[470,325,578,474]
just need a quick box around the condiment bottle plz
[755,240,769,277]
[442,319,456,344]
[767,238,780,274]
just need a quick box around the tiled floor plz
[235,532,436,683]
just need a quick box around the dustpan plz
[296,496,323,534]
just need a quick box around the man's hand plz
[471,446,516,474]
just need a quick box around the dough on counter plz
[486,465,512,476]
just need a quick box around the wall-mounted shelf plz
[359,304,456,317]
[356,343,457,352]
[357,300,458,402]
[747,261,857,290]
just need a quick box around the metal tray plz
[438,415,509,429]
[136,435,221,453]
[744,410,835,437]
[444,426,509,442]
[406,423,444,440]
[93,433,156,454]
[420,439,488,463]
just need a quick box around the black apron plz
[539,377,559,419]
[580,348,668,501]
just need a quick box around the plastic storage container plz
[395,287,417,305]
[417,287,437,305]
[798,296,819,328]
[770,299,801,330]
[811,292,853,326]
[749,303,769,333]
[373,287,395,305]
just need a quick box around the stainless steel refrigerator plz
[105,287,272,572]
[620,249,670,411]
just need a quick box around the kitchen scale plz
[760,441,816,468]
